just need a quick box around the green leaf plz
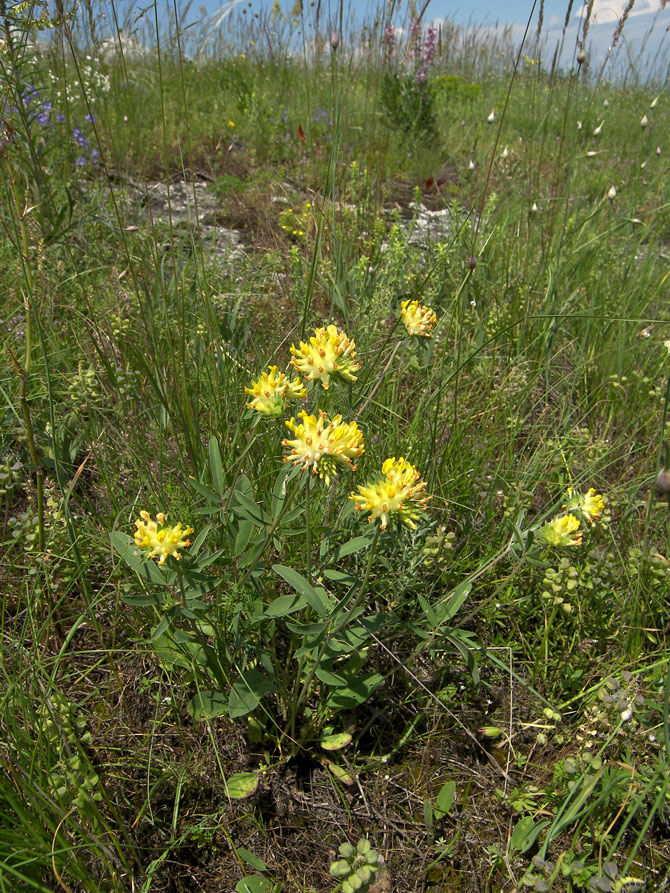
[434,780,456,819]
[189,476,221,504]
[326,673,384,709]
[231,517,254,557]
[323,568,356,585]
[188,690,229,720]
[334,535,375,559]
[110,531,166,585]
[261,593,307,618]
[273,565,333,616]
[209,437,225,498]
[121,591,163,607]
[235,876,273,893]
[227,772,259,800]
[315,667,349,688]
[320,732,352,751]
[235,491,270,526]
[436,582,472,622]
[150,613,173,641]
[320,758,354,785]
[228,670,275,718]
[418,593,437,627]
[190,525,211,555]
[237,849,267,872]
[510,817,549,854]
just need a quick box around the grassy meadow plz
[2,0,670,889]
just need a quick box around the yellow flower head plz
[401,300,437,338]
[134,511,194,565]
[245,365,307,417]
[538,513,582,548]
[290,324,360,389]
[564,487,605,525]
[283,410,364,485]
[350,457,429,530]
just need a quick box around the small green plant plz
[380,21,438,141]
[329,839,380,893]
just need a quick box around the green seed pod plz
[356,839,371,856]
[348,874,362,891]
[342,882,354,893]
[339,842,356,860]
[365,851,379,865]
[479,725,503,739]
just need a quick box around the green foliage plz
[380,71,437,141]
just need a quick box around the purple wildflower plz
[383,23,395,65]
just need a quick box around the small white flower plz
[650,95,659,108]
[607,186,617,200]
[640,114,649,128]
[603,98,609,107]
[468,159,475,170]
[656,146,661,156]
[664,339,670,354]
[577,119,583,130]
[501,146,509,158]
[620,707,632,721]
[487,109,495,124]
[593,121,603,136]
[531,202,538,212]
[586,150,597,157]
[641,161,647,169]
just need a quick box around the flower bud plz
[577,48,586,64]
[640,114,649,128]
[656,468,670,495]
[487,109,495,123]
[607,186,616,201]
[330,30,339,50]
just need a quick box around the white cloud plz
[573,0,664,25]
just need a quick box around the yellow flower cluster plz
[283,410,364,485]
[245,365,306,417]
[350,457,429,530]
[538,514,582,548]
[564,487,605,525]
[279,201,313,239]
[290,325,360,389]
[401,300,437,338]
[134,511,194,565]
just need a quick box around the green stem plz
[533,602,558,687]
[305,475,312,585]
[292,525,382,724]
[237,476,299,589]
